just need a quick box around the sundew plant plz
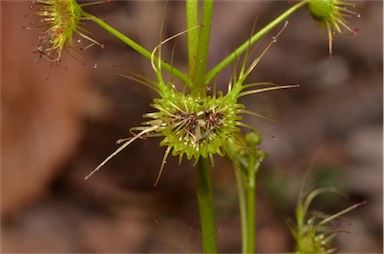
[29,0,363,253]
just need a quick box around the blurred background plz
[1,1,382,253]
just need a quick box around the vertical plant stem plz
[192,0,214,92]
[187,1,217,251]
[246,182,256,253]
[186,0,199,72]
[235,165,247,253]
[196,158,218,253]
[246,154,264,254]
[245,154,257,253]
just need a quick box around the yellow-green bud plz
[306,0,358,55]
[307,0,334,21]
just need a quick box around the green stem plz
[186,0,199,73]
[234,164,247,253]
[242,148,265,254]
[245,154,257,253]
[205,0,308,85]
[191,0,214,93]
[187,1,217,252]
[82,12,188,84]
[196,158,217,253]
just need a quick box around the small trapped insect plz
[28,0,105,64]
[204,109,223,129]
[206,85,212,96]
[33,31,59,62]
[184,112,198,135]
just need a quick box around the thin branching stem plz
[83,12,188,84]
[205,0,308,85]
